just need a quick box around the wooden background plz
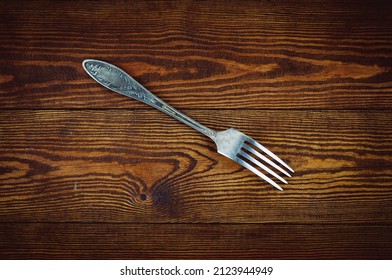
[1,0,392,259]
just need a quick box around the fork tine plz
[245,137,294,173]
[238,150,288,184]
[242,144,291,177]
[236,157,284,191]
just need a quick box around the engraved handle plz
[83,59,217,139]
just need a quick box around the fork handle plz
[83,59,217,140]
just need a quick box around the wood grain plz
[1,0,392,259]
[0,223,391,259]
[0,0,391,109]
[1,109,391,223]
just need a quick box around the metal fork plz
[83,59,294,191]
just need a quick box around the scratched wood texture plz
[1,0,392,259]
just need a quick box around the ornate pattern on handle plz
[83,59,217,139]
[83,59,155,104]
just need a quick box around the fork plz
[83,59,294,191]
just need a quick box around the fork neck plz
[152,99,217,140]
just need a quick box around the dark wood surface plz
[0,0,391,259]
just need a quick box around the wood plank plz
[0,222,391,259]
[1,109,391,223]
[1,0,391,109]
